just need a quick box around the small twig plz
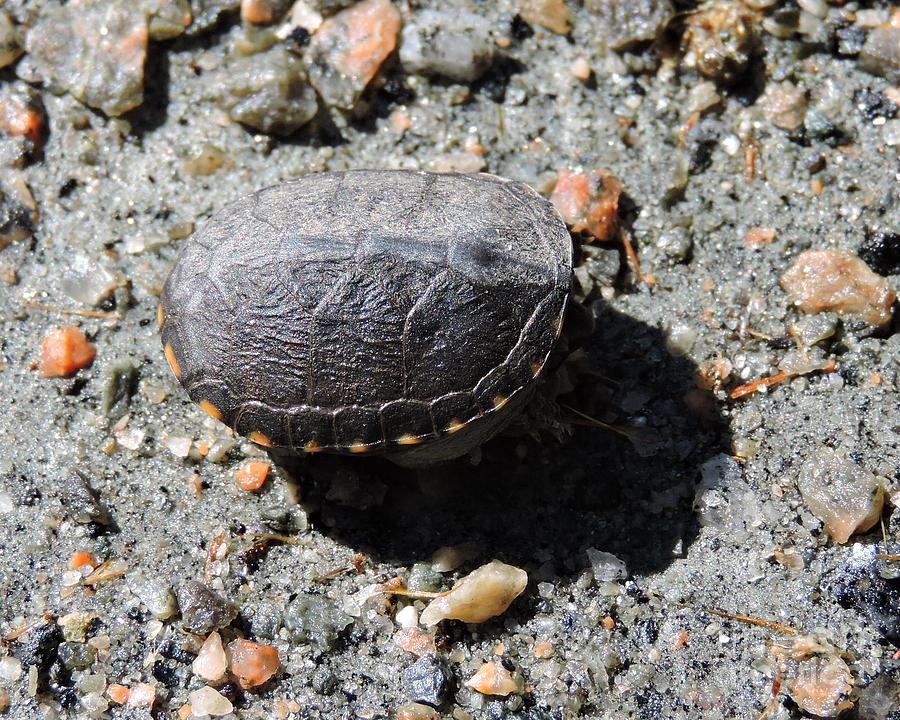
[81,560,128,587]
[313,565,354,583]
[729,361,837,400]
[876,554,900,562]
[559,404,636,441]
[704,607,799,635]
[619,228,653,286]
[248,532,302,546]
[23,301,120,321]
[383,587,445,600]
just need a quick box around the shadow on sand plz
[279,301,731,582]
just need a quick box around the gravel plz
[1,0,899,718]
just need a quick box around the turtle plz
[159,169,573,466]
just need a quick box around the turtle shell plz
[159,170,572,465]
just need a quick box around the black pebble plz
[401,653,453,708]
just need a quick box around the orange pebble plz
[601,616,616,630]
[550,169,622,242]
[38,326,96,378]
[69,551,98,570]
[107,684,130,705]
[533,641,554,658]
[235,461,270,492]
[227,638,280,689]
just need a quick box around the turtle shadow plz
[285,302,731,582]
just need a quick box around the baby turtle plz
[159,170,572,466]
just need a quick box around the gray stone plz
[127,570,178,620]
[26,0,148,116]
[283,595,352,652]
[221,46,318,135]
[401,654,452,708]
[400,10,494,82]
[60,470,111,526]
[177,581,237,634]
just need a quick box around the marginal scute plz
[199,400,222,421]
[159,170,572,464]
[248,430,272,447]
[164,344,181,380]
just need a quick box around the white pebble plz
[0,657,23,682]
[189,686,233,717]
[163,434,192,459]
[192,632,227,683]
[61,570,83,587]
[395,605,419,628]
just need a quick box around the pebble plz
[193,631,228,683]
[226,638,280,688]
[585,548,627,583]
[0,82,45,166]
[789,313,837,347]
[744,226,776,249]
[400,10,494,82]
[188,686,233,716]
[394,627,436,657]
[126,682,156,710]
[146,0,193,41]
[308,0,401,109]
[550,169,622,242]
[222,45,318,135]
[38,325,97,378]
[764,81,808,131]
[570,58,591,81]
[242,0,293,24]
[771,639,853,717]
[282,594,353,651]
[419,560,528,626]
[0,657,22,683]
[26,0,149,116]
[235,461,271,492]
[395,605,419,628]
[464,661,523,697]
[396,702,439,720]
[59,469,110,527]
[656,227,692,263]
[586,0,673,50]
[797,446,885,544]
[177,580,238,635]
[780,250,896,329]
[61,254,118,307]
[684,2,756,85]
[858,25,900,84]
[0,175,37,249]
[0,12,22,69]
[518,0,572,36]
[59,611,94,643]
[127,570,178,619]
[400,653,452,707]
[186,0,240,36]
[182,143,233,176]
[102,363,138,421]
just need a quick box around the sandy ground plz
[1,1,899,718]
